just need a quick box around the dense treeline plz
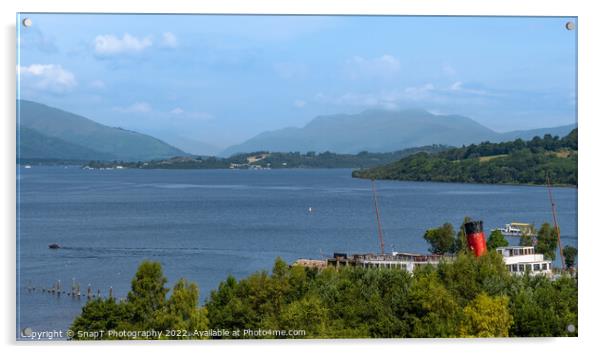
[238,146,448,169]
[82,145,448,170]
[353,129,577,186]
[69,262,209,340]
[70,253,577,339]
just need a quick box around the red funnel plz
[463,220,487,257]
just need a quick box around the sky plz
[17,14,577,154]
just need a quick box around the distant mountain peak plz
[220,110,576,157]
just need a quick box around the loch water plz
[16,167,577,337]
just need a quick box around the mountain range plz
[17,101,576,162]
[17,100,186,161]
[221,109,576,157]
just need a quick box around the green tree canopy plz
[70,261,208,340]
[126,260,169,328]
[563,246,578,269]
[519,233,534,246]
[453,216,471,254]
[535,223,559,260]
[459,293,513,337]
[424,223,456,255]
[72,245,577,339]
[487,230,509,250]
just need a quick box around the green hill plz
[352,129,577,186]
[18,127,117,161]
[18,100,187,161]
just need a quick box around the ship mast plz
[546,173,565,270]
[371,179,386,255]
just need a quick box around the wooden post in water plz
[109,286,113,299]
[57,280,61,297]
[87,284,91,300]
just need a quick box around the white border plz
[2,1,600,353]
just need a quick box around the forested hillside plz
[353,129,577,186]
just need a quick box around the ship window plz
[512,264,518,272]
[519,264,525,272]
[402,264,407,270]
[526,264,532,271]
[534,264,540,271]
[542,263,548,270]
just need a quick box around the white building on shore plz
[496,246,552,276]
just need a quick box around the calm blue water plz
[16,166,577,338]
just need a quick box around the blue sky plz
[17,14,577,154]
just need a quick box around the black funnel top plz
[463,220,483,235]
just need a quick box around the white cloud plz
[114,102,152,113]
[169,107,214,120]
[344,54,401,80]
[161,32,178,48]
[315,83,438,110]
[450,81,463,91]
[447,81,491,96]
[94,33,152,55]
[170,107,184,115]
[293,99,306,108]
[17,64,77,93]
[404,83,436,101]
[315,80,500,111]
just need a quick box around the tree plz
[535,223,559,260]
[519,233,534,246]
[424,223,456,255]
[69,298,129,339]
[508,275,578,337]
[126,261,169,328]
[407,271,461,337]
[453,217,471,254]
[71,261,209,340]
[563,246,578,269]
[487,230,509,250]
[278,295,328,338]
[154,279,209,338]
[459,293,513,337]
